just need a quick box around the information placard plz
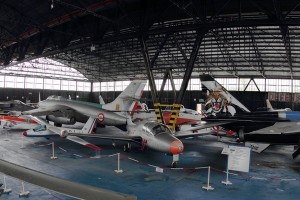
[227,146,251,173]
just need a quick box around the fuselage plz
[128,121,184,155]
[38,98,126,126]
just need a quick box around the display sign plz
[227,146,251,173]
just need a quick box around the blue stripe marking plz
[26,135,57,138]
[285,112,300,120]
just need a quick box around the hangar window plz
[77,81,91,92]
[240,78,266,91]
[44,79,60,90]
[266,79,292,92]
[189,79,201,90]
[0,76,4,88]
[93,82,100,92]
[293,80,300,93]
[25,77,43,89]
[100,82,114,91]
[114,81,130,91]
[215,78,238,91]
[4,76,24,89]
[61,80,76,91]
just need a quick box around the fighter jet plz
[23,80,146,128]
[200,75,300,159]
[24,116,184,167]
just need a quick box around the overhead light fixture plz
[51,0,54,9]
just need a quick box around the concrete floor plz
[0,126,300,200]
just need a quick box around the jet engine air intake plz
[60,130,68,137]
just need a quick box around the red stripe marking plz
[85,144,102,151]
[130,102,139,117]
[0,116,38,124]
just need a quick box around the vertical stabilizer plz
[266,99,273,111]
[81,117,97,134]
[200,75,250,113]
[99,95,105,104]
[102,80,147,116]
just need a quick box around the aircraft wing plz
[23,105,71,116]
[174,121,230,138]
[70,133,143,144]
[249,121,300,134]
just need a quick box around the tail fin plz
[99,95,105,104]
[81,117,97,134]
[200,75,250,112]
[102,80,147,115]
[266,99,273,111]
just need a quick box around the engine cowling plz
[60,130,68,137]
[46,115,76,125]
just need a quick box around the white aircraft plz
[0,115,38,130]
[24,116,184,167]
[23,116,101,151]
[23,80,146,128]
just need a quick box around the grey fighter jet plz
[23,80,146,128]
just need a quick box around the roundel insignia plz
[98,113,104,122]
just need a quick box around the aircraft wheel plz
[171,161,177,168]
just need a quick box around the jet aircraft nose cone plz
[23,131,27,136]
[170,140,184,154]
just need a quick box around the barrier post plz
[3,175,12,194]
[114,153,123,173]
[50,142,57,159]
[222,155,232,185]
[4,131,9,141]
[19,181,30,197]
[20,136,25,149]
[202,166,214,191]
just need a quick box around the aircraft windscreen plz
[33,125,46,132]
[152,124,169,135]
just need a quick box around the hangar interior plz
[1,0,300,199]
[1,0,300,109]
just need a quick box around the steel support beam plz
[139,35,165,123]
[176,29,207,104]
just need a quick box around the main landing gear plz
[123,143,131,152]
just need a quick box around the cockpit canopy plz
[46,95,67,101]
[33,125,46,132]
[142,122,171,135]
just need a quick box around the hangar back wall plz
[0,88,298,111]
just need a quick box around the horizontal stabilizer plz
[245,142,270,153]
[67,135,102,151]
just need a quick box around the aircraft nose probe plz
[170,140,184,154]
